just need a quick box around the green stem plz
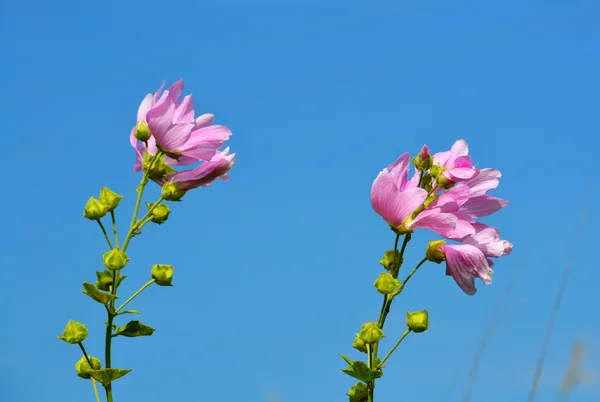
[102,153,161,402]
[367,344,375,402]
[111,210,119,249]
[398,257,428,292]
[130,197,164,235]
[377,329,411,369]
[91,379,101,402]
[77,342,93,367]
[122,153,161,252]
[114,279,156,315]
[97,220,113,249]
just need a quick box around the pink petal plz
[166,79,184,103]
[168,148,235,190]
[195,113,216,128]
[160,123,195,152]
[173,94,195,124]
[152,81,166,104]
[370,172,427,227]
[464,168,502,197]
[442,244,493,295]
[137,94,153,122]
[428,185,471,212]
[461,196,509,218]
[178,125,232,161]
[448,139,469,162]
[408,210,457,237]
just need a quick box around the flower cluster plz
[130,79,235,200]
[371,139,512,295]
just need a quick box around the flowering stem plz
[122,153,162,252]
[97,220,113,249]
[132,197,164,234]
[111,210,119,249]
[399,257,428,291]
[367,344,375,402]
[92,379,101,402]
[114,279,156,315]
[377,329,411,369]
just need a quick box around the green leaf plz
[96,270,126,291]
[340,354,353,365]
[82,282,118,305]
[89,368,132,386]
[116,310,142,316]
[341,360,383,383]
[115,321,155,337]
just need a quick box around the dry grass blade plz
[527,188,591,402]
[461,255,529,402]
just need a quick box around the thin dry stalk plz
[527,191,591,402]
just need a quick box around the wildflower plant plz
[58,80,235,402]
[342,140,512,402]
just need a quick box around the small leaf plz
[116,310,142,316]
[115,321,155,337]
[341,360,383,383]
[82,282,118,305]
[89,368,132,386]
[340,354,353,365]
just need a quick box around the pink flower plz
[163,148,235,191]
[433,139,478,182]
[371,154,473,238]
[440,226,512,295]
[130,80,231,171]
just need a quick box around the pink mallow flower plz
[457,168,509,218]
[436,226,513,295]
[433,139,478,182]
[130,79,231,171]
[160,148,235,199]
[371,153,474,239]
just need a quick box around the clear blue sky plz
[1,1,599,401]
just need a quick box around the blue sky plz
[1,1,599,401]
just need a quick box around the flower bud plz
[96,269,126,291]
[143,153,176,182]
[378,249,402,272]
[99,187,123,211]
[373,272,401,295]
[425,240,446,264]
[146,202,171,225]
[134,121,152,142]
[406,310,429,333]
[161,182,186,202]
[75,355,101,379]
[102,248,129,270]
[411,145,432,171]
[151,264,174,286]
[83,197,109,220]
[347,382,369,402]
[359,322,384,344]
[352,333,368,353]
[58,320,88,344]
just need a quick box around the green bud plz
[425,240,446,264]
[146,202,171,224]
[75,355,102,379]
[378,249,402,272]
[96,269,126,291]
[352,333,368,353]
[359,322,384,344]
[406,310,429,333]
[347,382,369,402]
[373,272,401,295]
[58,320,88,344]
[161,182,186,202]
[83,197,109,220]
[411,152,432,171]
[99,187,123,211]
[102,248,129,270]
[142,153,176,182]
[151,264,174,286]
[134,121,151,142]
